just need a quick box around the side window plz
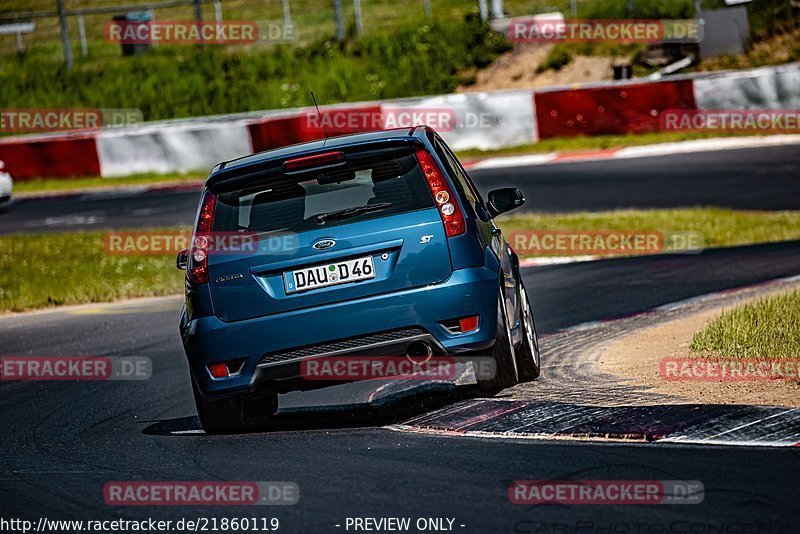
[434,137,489,220]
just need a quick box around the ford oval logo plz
[312,239,336,251]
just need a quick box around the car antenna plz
[310,91,329,146]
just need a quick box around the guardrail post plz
[193,0,202,22]
[193,0,204,45]
[333,0,345,41]
[478,0,488,21]
[77,12,88,57]
[282,0,294,36]
[490,0,503,19]
[214,1,222,22]
[56,0,73,69]
[353,0,363,33]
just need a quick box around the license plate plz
[284,256,375,294]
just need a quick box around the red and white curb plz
[388,274,800,447]
[387,400,800,447]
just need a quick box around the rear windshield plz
[213,153,434,234]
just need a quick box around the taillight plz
[415,148,466,238]
[207,359,246,379]
[284,151,345,171]
[458,315,479,333]
[187,189,216,285]
[440,315,480,334]
[208,362,229,379]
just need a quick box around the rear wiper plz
[315,202,392,224]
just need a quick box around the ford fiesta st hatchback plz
[178,126,540,433]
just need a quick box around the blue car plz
[178,126,540,432]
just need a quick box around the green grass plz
[1,1,793,124]
[0,0,695,60]
[1,0,501,59]
[696,27,800,72]
[3,208,799,313]
[691,290,800,359]
[535,41,647,74]
[0,230,186,313]
[535,44,573,73]
[496,208,800,257]
[1,0,793,115]
[0,16,510,122]
[14,171,206,194]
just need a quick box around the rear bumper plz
[182,265,500,398]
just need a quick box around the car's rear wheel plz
[478,293,519,392]
[515,282,541,381]
[192,379,278,434]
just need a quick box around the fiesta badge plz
[312,238,336,251]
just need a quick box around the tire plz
[516,282,541,381]
[478,293,519,392]
[192,379,278,434]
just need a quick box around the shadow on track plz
[140,387,501,436]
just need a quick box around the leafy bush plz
[536,44,573,73]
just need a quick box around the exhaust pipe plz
[406,341,433,364]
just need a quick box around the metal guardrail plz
[0,21,36,32]
[4,0,210,70]
[0,0,204,20]
[0,20,35,52]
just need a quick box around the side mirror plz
[176,248,189,270]
[487,188,525,217]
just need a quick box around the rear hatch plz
[206,146,452,322]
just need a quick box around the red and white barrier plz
[390,89,539,150]
[693,63,800,110]
[533,80,696,138]
[1,63,797,181]
[0,131,101,180]
[96,121,252,177]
